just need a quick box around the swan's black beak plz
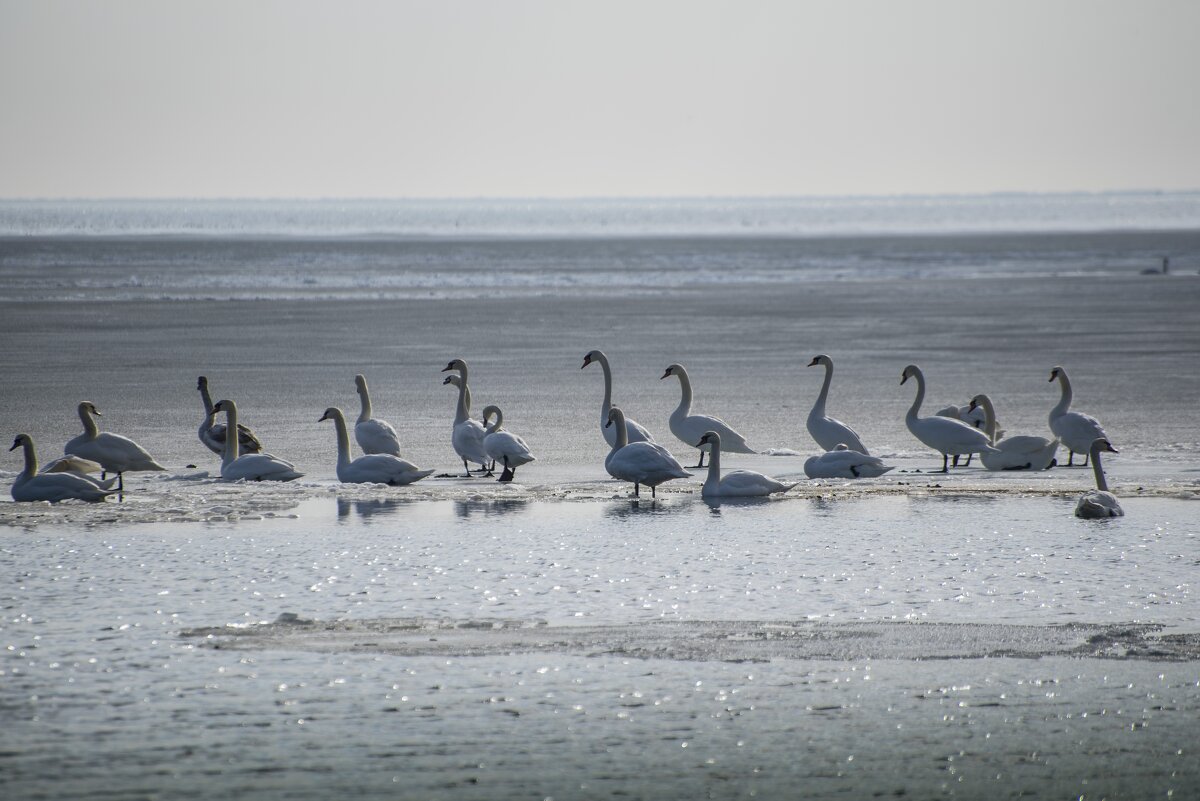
[581,355,592,369]
[900,374,909,385]
[604,419,612,428]
[807,357,819,367]
[1107,442,1119,453]
[441,362,455,372]
[660,370,671,380]
[1048,370,1058,382]
[695,438,707,448]
[317,413,328,423]
[442,376,453,385]
[9,439,19,451]
[196,377,205,390]
[968,400,977,412]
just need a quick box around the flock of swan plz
[7,352,1122,518]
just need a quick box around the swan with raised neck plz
[582,350,654,447]
[695,431,795,498]
[10,434,114,502]
[353,373,402,456]
[319,406,431,485]
[968,394,1059,471]
[899,365,998,473]
[806,355,868,454]
[1074,438,1123,518]
[443,374,488,475]
[603,406,688,497]
[1048,366,1109,467]
[661,363,754,468]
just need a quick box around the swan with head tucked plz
[1048,366,1110,467]
[319,407,432,485]
[661,363,754,467]
[10,434,115,502]
[806,355,868,454]
[197,376,263,456]
[442,374,489,475]
[64,401,166,491]
[353,373,402,456]
[208,399,303,481]
[604,407,689,497]
[900,366,999,473]
[481,405,536,482]
[804,444,893,479]
[968,394,1059,471]
[696,432,796,497]
[37,454,117,490]
[1074,439,1123,518]
[582,350,655,447]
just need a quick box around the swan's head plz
[9,434,31,451]
[79,401,101,417]
[197,376,208,391]
[318,407,341,423]
[606,406,624,428]
[968,394,989,412]
[1091,438,1118,455]
[834,443,849,450]
[210,399,236,417]
[808,355,830,368]
[1049,366,1065,382]
[661,363,684,380]
[581,350,602,370]
[441,358,466,373]
[354,374,368,394]
[480,405,501,427]
[695,430,720,448]
[900,365,920,385]
[443,375,461,388]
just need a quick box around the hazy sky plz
[2,0,1198,198]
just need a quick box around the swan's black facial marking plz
[441,361,457,372]
[807,357,819,367]
[442,376,454,385]
[1049,369,1060,381]
[660,368,672,380]
[9,438,20,451]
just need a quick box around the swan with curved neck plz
[1048,366,1109,467]
[10,434,115,502]
[208,399,303,481]
[197,376,263,456]
[64,401,166,491]
[968,394,1059,471]
[806,355,868,454]
[481,404,536,482]
[899,366,998,473]
[443,374,489,475]
[319,406,432,485]
[695,431,795,498]
[1074,438,1123,518]
[661,363,754,467]
[353,373,402,456]
[582,350,655,447]
[604,407,689,497]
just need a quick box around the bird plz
[10,434,115,502]
[353,373,402,456]
[1074,438,1123,518]
[1048,366,1110,467]
[318,407,432,485]
[207,399,303,481]
[481,405,536,482]
[604,406,689,497]
[661,363,754,467]
[442,374,489,475]
[37,454,117,490]
[968,394,1059,471]
[899,366,999,473]
[197,376,264,456]
[696,431,796,498]
[806,355,869,454]
[582,350,655,447]
[803,444,893,478]
[64,401,167,491]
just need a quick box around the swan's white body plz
[936,402,990,432]
[1049,366,1110,466]
[64,402,166,489]
[804,444,893,479]
[969,394,1059,471]
[210,399,304,482]
[443,372,489,474]
[662,363,754,467]
[604,407,689,496]
[481,405,536,482]
[1075,439,1123,518]
[353,374,402,456]
[582,350,655,447]
[806,355,868,454]
[900,366,999,472]
[10,434,115,502]
[320,407,431,485]
[38,455,118,490]
[697,431,795,498]
[197,376,263,456]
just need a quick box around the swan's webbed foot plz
[963,454,973,467]
[497,468,515,482]
[940,454,950,473]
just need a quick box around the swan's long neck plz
[906,370,926,423]
[199,382,214,416]
[672,370,693,419]
[18,438,37,479]
[222,404,240,465]
[610,410,628,454]
[1091,447,1109,492]
[331,409,352,469]
[78,404,99,438]
[977,396,998,444]
[811,361,833,419]
[454,381,470,425]
[488,408,504,434]
[704,438,722,490]
[1051,372,1073,420]
[597,355,614,423]
[357,380,373,424]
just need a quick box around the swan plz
[319,407,432,485]
[208,399,303,482]
[38,454,118,490]
[10,434,115,502]
[353,373,402,456]
[1074,438,1123,518]
[64,401,166,491]
[934,401,999,466]
[1048,366,1110,466]
[442,374,489,475]
[804,444,893,479]
[480,405,536,482]
[899,366,999,473]
[197,376,263,456]
[806,355,869,454]
[604,407,690,497]
[661,363,754,467]
[696,431,796,497]
[582,350,655,447]
[968,394,1059,471]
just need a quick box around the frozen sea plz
[2,195,1200,800]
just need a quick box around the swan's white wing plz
[807,415,868,454]
[222,453,303,482]
[716,469,794,496]
[13,472,113,502]
[342,454,431,485]
[355,418,402,456]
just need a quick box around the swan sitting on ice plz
[64,401,166,491]
[1048,366,1110,467]
[582,350,655,447]
[661,363,754,467]
[696,431,796,498]
[1075,438,1123,518]
[38,454,117,490]
[968,394,1059,471]
[900,366,999,473]
[804,444,893,479]
[481,405,536,482]
[442,374,489,476]
[604,407,690,497]
[10,434,115,502]
[208,399,304,482]
[806,355,869,454]
[319,407,432,485]
[353,373,402,456]
[197,376,263,456]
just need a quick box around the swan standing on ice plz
[582,350,655,447]
[10,434,115,502]
[208,399,304,481]
[968,394,1059,471]
[1074,438,1123,518]
[197,376,263,456]
[353,374,402,456]
[806,355,869,454]
[1048,366,1110,467]
[604,406,689,497]
[442,374,489,476]
[64,401,166,491]
[900,366,998,473]
[319,407,432,485]
[696,431,796,498]
[480,405,536,482]
[804,444,893,479]
[661,363,754,467]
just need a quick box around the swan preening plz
[662,363,754,467]
[804,444,893,479]
[197,376,263,456]
[64,401,166,491]
[481,405,536,482]
[968,394,1059,471]
[442,373,489,475]
[354,374,403,456]
[208,399,303,482]
[806,355,869,454]
[697,431,795,497]
[1075,438,1123,518]
[900,366,999,473]
[1049,366,1110,466]
[10,434,115,502]
[582,350,655,447]
[319,406,431,485]
[604,407,689,497]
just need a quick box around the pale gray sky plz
[2,0,1198,198]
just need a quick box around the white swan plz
[696,431,795,497]
[900,366,998,473]
[10,434,115,502]
[38,454,117,490]
[319,407,432,485]
[806,355,869,454]
[934,401,999,466]
[582,350,655,447]
[1075,438,1123,518]
[208,399,303,482]
[661,363,754,467]
[481,405,537,482]
[604,407,690,497]
[1049,366,1110,467]
[197,376,263,456]
[968,394,1059,471]
[64,401,166,491]
[804,444,893,479]
[442,374,489,475]
[353,374,402,456]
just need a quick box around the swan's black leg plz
[634,483,640,497]
[940,453,949,473]
[964,453,973,467]
[498,457,514,482]
[651,485,657,498]
[952,454,961,468]
[462,459,473,478]
[694,451,706,468]
[1067,451,1075,467]
[1081,453,1089,467]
